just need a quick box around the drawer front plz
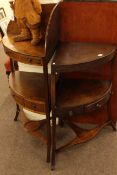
[5,48,43,66]
[55,93,111,117]
[85,93,111,113]
[55,106,84,118]
[24,100,46,114]
[10,90,45,113]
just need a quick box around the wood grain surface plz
[56,79,111,108]
[52,42,116,72]
[9,71,50,114]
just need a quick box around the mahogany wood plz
[42,61,51,162]
[3,1,117,169]
[55,79,111,113]
[56,120,112,153]
[49,3,117,168]
[2,3,57,66]
[59,2,117,124]
[3,3,60,165]
[45,3,60,62]
[52,42,116,73]
[3,35,45,65]
[9,71,50,114]
[60,2,117,44]
[41,3,56,40]
[51,36,116,169]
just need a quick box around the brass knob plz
[96,103,101,108]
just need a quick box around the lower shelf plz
[54,78,114,151]
[56,78,112,116]
[9,71,49,114]
[56,120,116,152]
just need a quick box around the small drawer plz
[85,94,110,113]
[27,58,43,66]
[55,106,83,117]
[24,100,45,113]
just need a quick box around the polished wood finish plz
[56,121,112,153]
[2,3,59,165]
[60,2,117,43]
[52,42,115,72]
[3,1,117,170]
[2,3,57,65]
[41,3,56,41]
[9,71,49,114]
[3,35,45,65]
[59,2,117,124]
[50,3,117,168]
[56,79,111,111]
[51,40,116,168]
[54,78,115,153]
[45,3,60,62]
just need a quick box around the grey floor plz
[0,42,117,175]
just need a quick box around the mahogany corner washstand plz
[2,1,117,170]
[51,41,116,169]
[2,3,59,164]
[50,2,117,170]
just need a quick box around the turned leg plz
[14,104,20,121]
